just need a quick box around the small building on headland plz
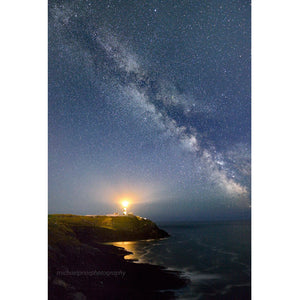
[106,212,120,217]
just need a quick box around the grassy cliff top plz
[49,214,155,231]
[48,214,169,246]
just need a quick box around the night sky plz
[48,0,251,221]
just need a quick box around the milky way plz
[49,0,251,220]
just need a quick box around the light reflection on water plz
[107,241,140,261]
[103,222,251,299]
[104,239,164,263]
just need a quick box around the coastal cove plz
[48,214,189,299]
[107,221,251,300]
[48,215,250,299]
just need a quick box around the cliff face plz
[48,214,188,300]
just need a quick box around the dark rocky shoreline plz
[48,214,189,299]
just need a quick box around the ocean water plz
[108,221,251,299]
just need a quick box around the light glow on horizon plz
[122,200,129,208]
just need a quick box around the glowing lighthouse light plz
[121,200,129,215]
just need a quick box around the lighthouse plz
[123,206,127,215]
[122,200,129,215]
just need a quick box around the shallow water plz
[107,220,251,299]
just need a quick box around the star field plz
[49,0,251,221]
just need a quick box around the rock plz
[70,292,87,300]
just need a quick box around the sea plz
[107,220,251,299]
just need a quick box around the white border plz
[1,0,300,299]
[0,1,47,299]
[253,1,300,299]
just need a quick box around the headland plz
[48,214,189,299]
